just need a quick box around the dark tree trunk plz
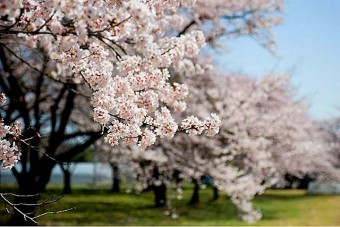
[59,163,72,194]
[7,177,39,226]
[173,170,182,184]
[63,171,72,194]
[212,186,219,201]
[189,179,199,205]
[152,167,167,207]
[153,183,167,207]
[110,162,120,193]
[7,160,55,226]
[6,191,39,225]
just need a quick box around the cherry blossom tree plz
[0,0,284,224]
[110,72,339,223]
[318,116,340,172]
[0,0,221,152]
[167,72,340,222]
[0,0,284,152]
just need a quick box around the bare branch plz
[0,192,75,225]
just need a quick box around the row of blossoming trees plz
[0,0,339,225]
[98,72,340,222]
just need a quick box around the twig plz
[0,193,42,197]
[20,139,64,165]
[32,207,76,220]
[34,10,56,33]
[10,195,63,207]
[0,193,38,224]
[0,192,75,224]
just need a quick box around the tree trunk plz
[152,167,167,207]
[153,183,167,207]
[7,176,39,226]
[59,163,72,194]
[212,186,219,201]
[59,162,72,195]
[173,170,182,184]
[63,169,72,194]
[189,179,199,205]
[7,161,55,226]
[110,162,120,193]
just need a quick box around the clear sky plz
[215,0,340,120]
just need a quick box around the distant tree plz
[96,141,122,193]
[319,116,340,170]
[59,146,94,194]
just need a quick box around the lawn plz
[1,185,340,226]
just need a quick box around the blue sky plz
[215,0,340,120]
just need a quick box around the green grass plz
[1,184,340,225]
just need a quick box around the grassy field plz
[1,185,340,226]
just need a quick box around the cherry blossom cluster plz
[0,94,22,170]
[0,0,285,151]
[0,0,224,149]
[0,0,23,19]
[181,113,221,136]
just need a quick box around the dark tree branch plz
[57,132,101,162]
[50,84,68,138]
[177,20,195,37]
[56,84,77,139]
[63,130,101,141]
